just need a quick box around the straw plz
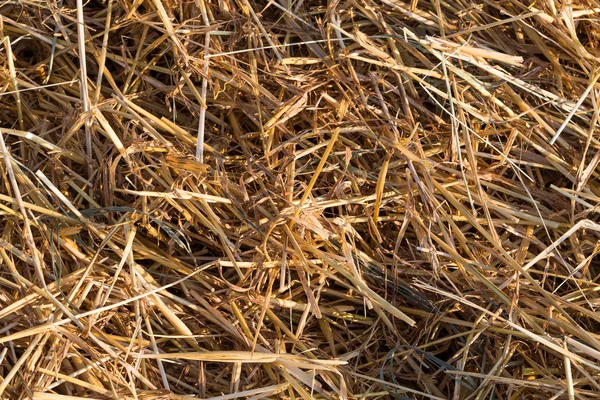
[1,0,600,399]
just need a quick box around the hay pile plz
[1,0,600,398]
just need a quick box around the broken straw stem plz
[549,72,600,145]
[76,0,92,169]
[196,33,210,162]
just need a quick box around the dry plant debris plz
[1,0,600,399]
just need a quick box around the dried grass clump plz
[1,0,600,399]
